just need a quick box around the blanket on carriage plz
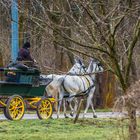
[0,62,40,84]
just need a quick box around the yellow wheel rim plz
[38,99,52,119]
[8,97,25,120]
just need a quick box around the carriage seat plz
[0,80,32,85]
[5,62,40,84]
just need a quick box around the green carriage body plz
[0,82,46,97]
[0,67,54,120]
[0,68,48,97]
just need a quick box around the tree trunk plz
[131,60,138,82]
[128,106,138,140]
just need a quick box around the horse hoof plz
[93,115,97,118]
[70,113,74,117]
[65,116,69,118]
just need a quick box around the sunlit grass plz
[0,118,139,140]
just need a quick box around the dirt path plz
[0,112,128,120]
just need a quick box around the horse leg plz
[90,101,97,118]
[66,97,75,117]
[62,98,74,117]
[57,94,63,119]
[83,87,96,118]
[69,100,75,117]
[57,100,61,119]
[89,88,97,118]
[71,98,79,117]
[83,97,90,118]
[67,97,78,117]
[63,99,69,118]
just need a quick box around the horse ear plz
[92,58,97,62]
[89,58,93,63]
[89,58,95,64]
[74,56,83,64]
[78,58,83,65]
[74,56,79,64]
[87,58,94,73]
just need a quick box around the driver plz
[16,42,37,67]
[17,42,34,62]
[6,42,38,83]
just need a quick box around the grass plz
[0,118,140,140]
[93,108,112,112]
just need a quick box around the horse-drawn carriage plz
[0,58,104,120]
[0,66,55,120]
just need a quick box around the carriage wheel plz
[5,95,25,120]
[37,98,53,120]
[3,99,10,119]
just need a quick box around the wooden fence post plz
[74,99,83,124]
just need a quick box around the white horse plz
[45,58,86,118]
[57,59,104,118]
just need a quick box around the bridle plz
[68,63,86,75]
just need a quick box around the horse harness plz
[61,74,96,99]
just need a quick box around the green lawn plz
[0,118,139,140]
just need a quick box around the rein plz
[43,65,108,76]
[57,84,95,100]
[65,69,108,76]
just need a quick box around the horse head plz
[68,58,86,74]
[87,58,103,73]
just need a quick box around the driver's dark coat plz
[17,48,33,61]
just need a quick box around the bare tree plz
[42,0,140,139]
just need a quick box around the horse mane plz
[87,59,94,73]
